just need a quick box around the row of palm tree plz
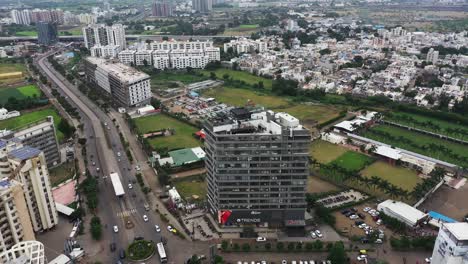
[386,113,468,140]
[366,129,468,168]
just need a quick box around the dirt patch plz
[307,176,340,193]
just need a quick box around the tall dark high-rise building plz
[37,21,58,45]
[204,109,310,228]
[152,1,173,17]
[192,0,212,13]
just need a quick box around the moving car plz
[110,243,116,252]
[113,225,118,233]
[357,255,367,261]
[117,152,121,157]
[155,225,161,232]
[136,165,141,171]
[128,183,133,189]
[143,215,148,222]
[256,237,267,242]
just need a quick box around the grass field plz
[0,85,41,104]
[199,68,273,90]
[49,161,75,187]
[222,25,260,36]
[150,71,208,90]
[239,24,260,29]
[309,140,349,164]
[363,124,468,167]
[15,31,37,36]
[59,27,82,36]
[0,107,64,141]
[173,178,207,201]
[330,151,375,171]
[385,111,468,141]
[276,104,344,127]
[361,161,422,192]
[134,114,201,151]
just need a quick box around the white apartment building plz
[90,44,121,58]
[0,241,46,264]
[10,10,32,25]
[82,24,126,49]
[118,40,220,69]
[135,50,153,66]
[0,178,35,254]
[78,13,97,24]
[431,222,468,264]
[224,37,268,54]
[6,145,58,232]
[84,57,152,107]
[118,50,136,65]
[427,48,439,64]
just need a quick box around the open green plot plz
[0,63,26,75]
[361,161,422,192]
[330,151,375,171]
[309,140,349,164]
[0,107,64,142]
[15,31,37,36]
[49,161,75,187]
[201,86,288,109]
[151,71,208,90]
[385,111,468,141]
[199,68,273,89]
[362,124,468,168]
[173,178,207,201]
[239,24,260,29]
[17,85,41,97]
[59,27,82,36]
[134,114,201,151]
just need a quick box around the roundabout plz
[127,240,156,261]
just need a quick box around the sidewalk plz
[108,110,192,240]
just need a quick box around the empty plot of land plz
[309,140,348,164]
[49,161,75,187]
[361,161,422,192]
[307,176,340,193]
[0,85,41,104]
[173,179,207,201]
[150,71,208,90]
[276,104,344,128]
[134,113,201,151]
[200,68,273,90]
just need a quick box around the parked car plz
[357,255,367,261]
[375,239,383,244]
[310,231,317,239]
[143,215,148,222]
[155,225,161,232]
[357,213,366,219]
[256,237,267,242]
[136,165,141,171]
[315,230,323,238]
[128,183,133,189]
[363,207,371,212]
[350,214,359,220]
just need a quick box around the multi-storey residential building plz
[0,240,45,264]
[118,50,137,64]
[84,57,152,107]
[37,22,58,46]
[9,116,61,167]
[224,38,268,54]
[152,1,173,17]
[118,40,220,69]
[10,10,32,25]
[427,48,439,64]
[0,178,35,254]
[82,24,126,49]
[7,145,58,232]
[78,13,97,25]
[90,44,121,58]
[204,109,310,227]
[192,0,212,13]
[431,222,468,264]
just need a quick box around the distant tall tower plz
[192,0,212,13]
[152,1,173,17]
[37,21,58,45]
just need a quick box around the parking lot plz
[333,203,390,243]
[316,190,368,208]
[221,252,330,264]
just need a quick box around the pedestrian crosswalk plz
[117,208,137,217]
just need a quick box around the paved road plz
[37,51,211,263]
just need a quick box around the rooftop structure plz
[377,200,428,227]
[431,222,468,264]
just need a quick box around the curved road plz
[37,51,210,263]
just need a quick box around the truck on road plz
[110,172,125,197]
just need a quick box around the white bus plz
[156,242,167,263]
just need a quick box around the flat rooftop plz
[444,222,468,241]
[86,57,149,83]
[207,108,305,135]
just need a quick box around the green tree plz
[90,216,102,240]
[242,243,251,252]
[327,242,348,264]
[276,242,284,251]
[221,240,228,251]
